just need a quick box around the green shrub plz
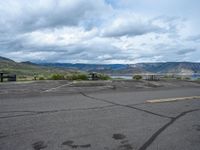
[65,73,88,80]
[65,74,73,80]
[98,74,111,80]
[76,74,88,80]
[50,74,65,80]
[184,77,190,80]
[176,77,182,80]
[39,77,45,80]
[133,75,142,80]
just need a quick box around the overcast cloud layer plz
[0,0,200,63]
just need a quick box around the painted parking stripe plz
[146,96,200,103]
[42,83,73,93]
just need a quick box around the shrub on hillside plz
[98,74,111,80]
[65,73,88,80]
[50,74,65,80]
[76,74,88,80]
[184,77,190,80]
[176,77,182,80]
[39,76,45,80]
[133,75,142,80]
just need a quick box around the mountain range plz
[39,62,200,75]
[1,56,200,76]
[0,56,71,76]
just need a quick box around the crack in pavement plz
[0,110,40,113]
[80,92,172,119]
[0,105,115,119]
[1,91,199,149]
[80,92,200,150]
[80,92,121,106]
[125,105,172,119]
[138,109,200,150]
[0,132,8,139]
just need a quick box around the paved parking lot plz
[0,80,200,150]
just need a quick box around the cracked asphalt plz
[0,80,200,150]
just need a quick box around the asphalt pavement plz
[0,80,200,150]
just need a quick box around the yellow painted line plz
[146,96,200,103]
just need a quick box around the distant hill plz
[21,61,38,66]
[131,62,200,74]
[0,56,15,62]
[1,56,200,76]
[0,56,72,77]
[40,63,128,71]
[39,62,200,75]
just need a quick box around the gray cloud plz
[151,16,185,38]
[151,44,199,62]
[102,17,164,37]
[176,48,196,55]
[103,24,163,37]
[186,35,200,42]
[0,0,200,63]
[0,0,111,33]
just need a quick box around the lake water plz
[110,74,200,80]
[191,74,200,80]
[111,75,132,80]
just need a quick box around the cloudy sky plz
[0,0,200,63]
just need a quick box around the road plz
[0,80,200,150]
